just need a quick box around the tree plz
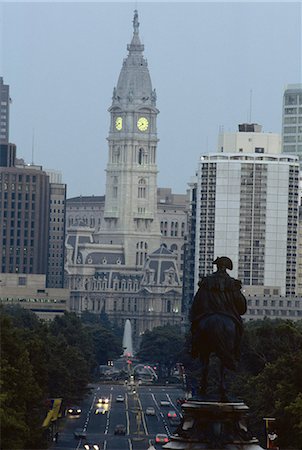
[0,314,44,449]
[137,325,185,378]
[229,319,302,447]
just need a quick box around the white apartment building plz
[193,124,299,297]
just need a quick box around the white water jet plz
[122,319,133,357]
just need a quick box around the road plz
[52,383,184,450]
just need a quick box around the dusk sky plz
[1,2,301,198]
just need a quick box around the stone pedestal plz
[163,400,264,450]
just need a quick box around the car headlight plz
[84,445,89,450]
[68,409,72,413]
[93,446,99,450]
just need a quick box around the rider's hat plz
[213,256,233,270]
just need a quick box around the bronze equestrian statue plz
[190,256,247,400]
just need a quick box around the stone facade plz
[66,188,188,276]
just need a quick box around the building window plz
[138,178,146,198]
[18,276,27,286]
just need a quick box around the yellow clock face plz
[115,116,123,131]
[137,117,149,131]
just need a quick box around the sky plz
[0,2,301,198]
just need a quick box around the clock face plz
[115,116,123,131]
[137,117,149,131]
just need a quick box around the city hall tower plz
[96,10,161,267]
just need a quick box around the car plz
[74,428,87,439]
[83,444,100,450]
[169,416,181,427]
[155,433,169,444]
[95,407,107,415]
[160,400,170,407]
[145,406,156,416]
[116,395,125,402]
[114,424,126,435]
[167,410,177,418]
[67,406,82,417]
[98,396,109,404]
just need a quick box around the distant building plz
[64,12,183,344]
[46,170,66,288]
[0,78,67,289]
[185,124,299,302]
[66,195,105,230]
[0,163,50,275]
[282,84,302,163]
[66,188,188,276]
[157,188,188,274]
[0,78,16,169]
[243,285,302,322]
[0,273,69,320]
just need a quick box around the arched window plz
[138,178,146,198]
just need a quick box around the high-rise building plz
[187,124,299,298]
[0,78,67,288]
[282,84,302,162]
[46,170,66,288]
[0,77,10,144]
[65,12,182,341]
[0,164,50,275]
[0,77,16,168]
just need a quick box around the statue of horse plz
[190,257,247,401]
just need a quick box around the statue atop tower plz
[133,9,139,34]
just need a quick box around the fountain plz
[122,318,133,357]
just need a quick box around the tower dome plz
[112,10,156,109]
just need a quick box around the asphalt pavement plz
[51,382,184,450]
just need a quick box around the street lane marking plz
[104,393,112,435]
[128,437,133,450]
[151,393,160,410]
[125,392,130,435]
[103,440,107,450]
[137,395,148,435]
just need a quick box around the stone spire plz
[112,10,155,108]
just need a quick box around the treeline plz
[0,306,122,450]
[138,320,302,448]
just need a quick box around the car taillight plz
[164,438,169,442]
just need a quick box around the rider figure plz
[190,256,247,365]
